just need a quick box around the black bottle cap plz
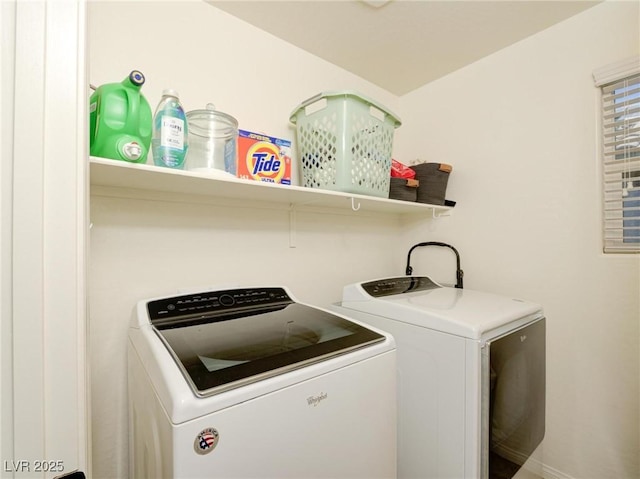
[129,70,145,87]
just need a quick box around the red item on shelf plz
[391,159,416,179]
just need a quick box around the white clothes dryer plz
[128,286,397,479]
[332,276,545,479]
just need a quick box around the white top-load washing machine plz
[332,276,545,479]
[128,286,397,479]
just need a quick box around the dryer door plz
[486,317,546,479]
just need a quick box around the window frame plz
[594,57,640,253]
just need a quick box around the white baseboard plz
[494,442,576,479]
[499,449,576,479]
[542,463,577,479]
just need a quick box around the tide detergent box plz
[237,130,292,185]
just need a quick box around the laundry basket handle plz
[289,90,402,127]
[405,242,464,289]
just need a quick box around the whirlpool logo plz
[307,392,328,407]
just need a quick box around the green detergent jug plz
[89,70,152,163]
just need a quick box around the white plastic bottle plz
[152,89,188,168]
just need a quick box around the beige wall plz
[88,2,407,477]
[88,1,399,188]
[397,2,640,478]
[89,1,640,478]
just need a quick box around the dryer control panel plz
[361,276,441,297]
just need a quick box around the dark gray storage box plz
[389,178,419,202]
[410,163,452,205]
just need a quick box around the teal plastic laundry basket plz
[289,91,401,198]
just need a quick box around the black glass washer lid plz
[148,287,385,397]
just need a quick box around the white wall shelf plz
[89,156,453,217]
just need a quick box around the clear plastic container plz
[185,104,238,177]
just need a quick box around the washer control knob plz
[219,294,235,307]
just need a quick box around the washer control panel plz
[147,287,292,324]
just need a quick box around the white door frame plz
[2,0,89,477]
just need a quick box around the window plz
[594,57,640,253]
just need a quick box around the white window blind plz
[595,58,640,253]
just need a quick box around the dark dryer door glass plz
[488,318,546,479]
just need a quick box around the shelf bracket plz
[351,197,361,211]
[432,208,451,219]
[289,203,297,248]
